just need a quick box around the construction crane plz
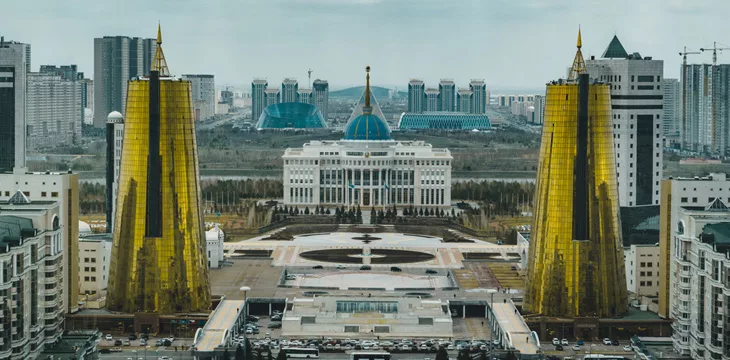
[700,42,730,66]
[679,47,701,149]
[308,68,313,88]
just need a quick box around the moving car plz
[285,274,297,280]
[572,345,580,351]
[425,269,437,274]
[390,266,402,272]
[623,345,632,352]
[360,265,371,270]
[268,322,282,328]
[312,265,324,269]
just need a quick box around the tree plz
[304,207,310,215]
[457,350,470,360]
[325,208,331,215]
[276,349,287,360]
[235,344,245,360]
[370,207,377,224]
[435,346,449,360]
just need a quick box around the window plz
[640,281,645,286]
[647,262,652,267]
[647,271,652,276]
[640,262,646,267]
[692,197,698,203]
[41,192,47,197]
[51,192,58,197]
[640,271,645,276]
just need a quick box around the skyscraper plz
[265,87,280,107]
[456,88,472,112]
[681,64,730,155]
[106,111,124,233]
[525,30,627,318]
[438,79,456,111]
[182,74,215,121]
[469,79,487,114]
[252,79,268,121]
[425,88,439,111]
[25,72,83,149]
[0,38,28,173]
[281,78,298,103]
[586,35,664,207]
[408,79,425,113]
[312,79,329,121]
[297,88,312,104]
[93,35,156,127]
[662,78,681,140]
[107,25,210,313]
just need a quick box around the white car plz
[289,340,303,346]
[344,345,352,350]
[552,338,560,346]
[572,345,581,351]
[336,264,346,269]
[602,338,612,345]
[623,345,632,352]
[280,340,289,346]
[380,341,393,347]
[400,345,412,351]
[447,344,455,350]
[105,334,113,341]
[561,339,569,346]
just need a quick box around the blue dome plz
[343,114,391,141]
[256,102,326,129]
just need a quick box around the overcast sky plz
[2,0,728,93]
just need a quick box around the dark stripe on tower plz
[145,71,162,237]
[105,121,114,233]
[573,73,589,241]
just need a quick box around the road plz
[100,348,193,359]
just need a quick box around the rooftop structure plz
[397,112,491,130]
[344,66,392,141]
[256,102,326,130]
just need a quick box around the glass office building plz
[524,30,628,318]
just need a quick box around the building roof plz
[256,102,326,129]
[0,215,34,244]
[343,114,392,141]
[398,112,491,130]
[346,87,387,123]
[700,223,730,251]
[106,111,123,123]
[602,35,630,59]
[8,190,31,204]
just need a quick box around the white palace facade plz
[282,66,452,209]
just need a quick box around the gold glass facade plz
[107,78,211,313]
[524,81,628,318]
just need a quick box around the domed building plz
[282,66,452,209]
[256,102,326,130]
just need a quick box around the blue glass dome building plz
[256,102,326,129]
[342,66,391,141]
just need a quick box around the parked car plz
[139,339,147,346]
[623,345,632,352]
[104,334,113,341]
[312,265,324,269]
[572,345,580,351]
[100,349,111,354]
[336,264,346,269]
[268,322,282,329]
[141,333,149,340]
[561,339,569,346]
[612,339,620,346]
[114,340,123,346]
[576,339,584,345]
[285,275,297,280]
[246,315,259,321]
[426,269,437,274]
[271,315,282,321]
[121,340,130,346]
[390,266,402,272]
[128,333,137,340]
[602,338,612,345]
[555,345,563,351]
[111,347,122,352]
[552,338,560,346]
[360,265,372,270]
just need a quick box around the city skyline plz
[2,0,728,91]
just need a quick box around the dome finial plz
[577,25,582,49]
[365,65,371,109]
[151,22,170,76]
[568,26,586,81]
[157,21,162,45]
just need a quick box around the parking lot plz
[540,338,635,357]
[98,333,193,354]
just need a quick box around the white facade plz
[0,171,79,314]
[408,79,425,113]
[425,88,439,112]
[586,55,664,207]
[0,198,64,360]
[283,140,452,209]
[109,112,124,232]
[182,74,215,121]
[205,225,225,268]
[264,88,280,107]
[624,244,660,296]
[78,233,111,297]
[26,72,82,150]
[282,296,453,338]
[281,78,298,103]
[531,95,545,124]
[670,207,730,359]
[297,88,312,105]
[0,40,28,172]
[456,88,472,113]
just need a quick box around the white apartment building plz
[586,35,663,207]
[25,72,82,150]
[106,111,124,232]
[0,171,79,314]
[78,232,111,298]
[669,205,730,359]
[0,194,64,360]
[182,74,215,121]
[283,139,452,209]
[624,244,660,296]
[206,225,225,268]
[662,78,681,141]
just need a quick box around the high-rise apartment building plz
[667,205,730,359]
[469,79,487,114]
[93,35,156,127]
[107,27,210,313]
[265,87,280,107]
[182,74,215,121]
[0,200,65,359]
[531,95,545,124]
[456,88,472,113]
[681,64,730,155]
[281,78,298,103]
[105,111,124,233]
[438,79,456,112]
[0,39,28,173]
[251,79,268,121]
[297,88,312,105]
[525,31,627,318]
[26,72,83,149]
[662,78,681,140]
[312,79,329,121]
[586,35,664,207]
[425,88,439,111]
[408,79,425,113]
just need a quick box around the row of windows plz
[2,191,59,197]
[286,159,450,167]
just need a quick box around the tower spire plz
[362,65,372,115]
[568,27,586,81]
[151,22,170,76]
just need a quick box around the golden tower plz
[107,25,211,313]
[524,29,628,318]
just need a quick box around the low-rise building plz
[669,202,730,359]
[78,232,111,298]
[282,296,453,338]
[397,112,491,131]
[0,194,64,360]
[206,225,224,268]
[624,244,660,296]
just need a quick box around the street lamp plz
[240,286,251,301]
[486,289,498,356]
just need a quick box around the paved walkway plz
[491,301,539,356]
[194,300,245,352]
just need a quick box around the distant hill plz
[330,86,406,99]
